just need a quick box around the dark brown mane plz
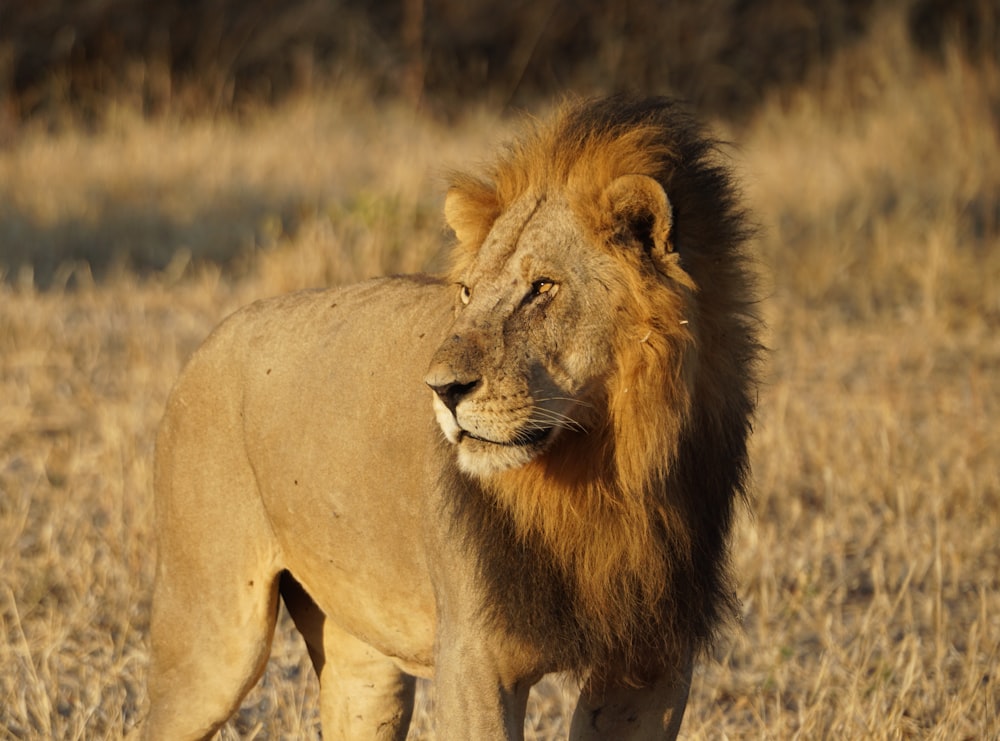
[446,94,762,682]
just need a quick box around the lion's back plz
[156,274,455,513]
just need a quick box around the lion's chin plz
[431,394,555,477]
[455,434,549,478]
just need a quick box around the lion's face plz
[426,168,691,479]
[426,191,621,477]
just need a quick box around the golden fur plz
[440,95,760,679]
[142,95,759,740]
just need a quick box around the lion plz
[142,94,760,740]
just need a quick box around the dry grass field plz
[2,17,999,741]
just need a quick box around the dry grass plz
[2,19,999,741]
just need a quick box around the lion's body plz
[155,279,449,665]
[143,96,760,740]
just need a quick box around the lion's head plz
[426,170,695,479]
[427,95,760,677]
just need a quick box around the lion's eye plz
[459,284,472,305]
[530,279,557,298]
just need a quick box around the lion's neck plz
[487,431,685,672]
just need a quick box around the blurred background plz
[2,0,997,119]
[0,0,998,284]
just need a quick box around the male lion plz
[143,95,760,740]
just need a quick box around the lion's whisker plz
[532,394,595,409]
[528,406,588,434]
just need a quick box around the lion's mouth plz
[460,426,552,448]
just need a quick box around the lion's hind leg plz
[143,566,281,741]
[144,521,283,741]
[143,391,284,740]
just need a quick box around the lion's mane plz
[446,95,761,681]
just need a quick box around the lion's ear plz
[602,174,674,261]
[444,178,499,246]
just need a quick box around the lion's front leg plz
[569,657,694,741]
[315,622,416,741]
[432,629,535,741]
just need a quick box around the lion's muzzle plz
[425,329,485,418]
[425,348,480,446]
[425,347,556,476]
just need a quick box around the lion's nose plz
[427,378,479,414]
[426,330,485,415]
